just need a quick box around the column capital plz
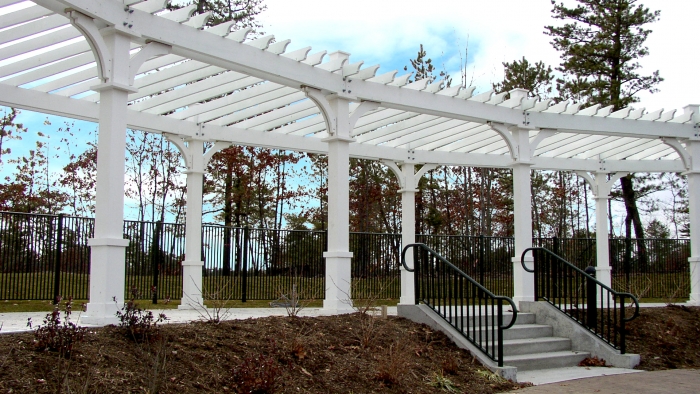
[322,135,355,143]
[88,237,129,247]
[90,82,138,94]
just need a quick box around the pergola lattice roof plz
[0,0,697,173]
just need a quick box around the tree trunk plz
[222,159,233,276]
[619,175,648,267]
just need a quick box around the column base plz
[80,302,122,326]
[323,251,353,313]
[180,260,205,309]
[512,256,535,304]
[86,237,129,323]
[689,258,700,305]
[399,267,415,305]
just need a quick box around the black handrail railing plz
[521,247,640,353]
[402,243,517,367]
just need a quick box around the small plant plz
[231,352,280,394]
[375,340,410,386]
[426,371,460,392]
[115,291,168,342]
[274,270,320,318]
[28,296,86,358]
[185,277,234,323]
[664,274,690,306]
[440,356,459,375]
[475,369,507,383]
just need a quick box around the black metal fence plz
[0,211,692,301]
[524,247,640,353]
[533,237,691,300]
[403,243,518,366]
[417,234,514,297]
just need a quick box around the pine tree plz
[546,0,662,109]
[546,0,663,252]
[404,44,451,87]
[168,0,266,32]
[493,57,554,100]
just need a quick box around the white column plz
[687,139,700,305]
[83,30,133,325]
[594,194,612,288]
[180,139,205,309]
[322,96,354,311]
[512,162,534,303]
[399,163,417,305]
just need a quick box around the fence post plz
[53,214,64,304]
[585,266,597,330]
[479,234,485,286]
[151,221,163,304]
[241,226,249,303]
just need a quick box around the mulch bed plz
[0,311,526,393]
[2,304,698,393]
[626,305,700,371]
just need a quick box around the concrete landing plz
[517,366,642,385]
[506,369,700,394]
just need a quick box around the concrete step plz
[450,312,536,327]
[492,324,554,340]
[499,337,572,356]
[504,350,591,371]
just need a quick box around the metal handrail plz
[521,247,640,352]
[403,243,518,366]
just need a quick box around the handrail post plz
[585,266,597,330]
[413,246,419,304]
[497,299,504,367]
[620,297,626,354]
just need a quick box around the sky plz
[1,0,697,231]
[258,0,700,113]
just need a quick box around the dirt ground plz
[0,304,698,393]
[0,306,526,394]
[626,305,700,371]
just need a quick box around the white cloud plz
[260,0,698,111]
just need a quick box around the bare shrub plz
[231,350,280,393]
[375,340,411,387]
[115,291,168,343]
[273,269,320,318]
[29,296,86,358]
[185,277,235,323]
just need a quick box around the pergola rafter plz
[0,0,699,320]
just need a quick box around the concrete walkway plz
[507,369,700,394]
[0,306,397,333]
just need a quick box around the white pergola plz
[1,0,698,323]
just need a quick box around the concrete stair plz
[451,312,590,371]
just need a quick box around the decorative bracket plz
[129,41,171,85]
[661,137,691,170]
[68,11,111,82]
[381,161,438,191]
[489,123,520,161]
[164,133,232,171]
[304,87,337,135]
[349,101,380,129]
[575,171,627,198]
[529,129,555,153]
